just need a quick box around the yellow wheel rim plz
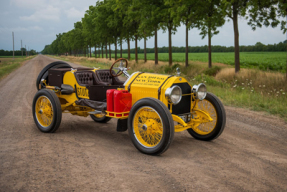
[35,96,53,127]
[193,100,217,135]
[133,107,163,148]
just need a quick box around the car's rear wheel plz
[187,92,226,141]
[36,61,71,90]
[90,113,111,123]
[32,89,62,133]
[128,98,174,155]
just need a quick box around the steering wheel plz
[110,58,128,77]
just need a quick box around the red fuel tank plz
[114,90,132,113]
[106,89,116,111]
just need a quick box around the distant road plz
[0,55,286,191]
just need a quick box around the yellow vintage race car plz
[33,58,226,155]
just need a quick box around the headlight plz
[192,83,207,100]
[165,85,182,105]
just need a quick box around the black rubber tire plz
[32,89,62,133]
[90,114,112,123]
[187,92,226,141]
[36,61,71,90]
[128,97,174,155]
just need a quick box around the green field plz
[99,52,286,72]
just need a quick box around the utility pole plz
[12,32,14,60]
[21,40,23,58]
[28,47,29,56]
[25,45,27,57]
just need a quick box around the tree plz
[277,0,287,80]
[161,0,179,66]
[137,0,164,65]
[166,0,199,67]
[197,0,225,68]
[223,0,280,73]
[82,6,98,58]
[116,0,142,63]
[93,0,114,60]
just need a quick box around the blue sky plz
[0,0,286,52]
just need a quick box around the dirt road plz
[0,55,286,191]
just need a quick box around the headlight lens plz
[165,85,182,105]
[192,83,207,100]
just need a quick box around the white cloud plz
[65,7,85,19]
[10,0,47,10]
[20,5,60,22]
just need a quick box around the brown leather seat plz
[95,70,124,85]
[75,71,95,86]
[75,70,124,86]
[75,71,110,86]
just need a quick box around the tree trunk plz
[168,26,172,66]
[233,4,240,73]
[90,46,91,58]
[84,47,86,57]
[120,38,122,58]
[127,37,130,60]
[105,42,108,58]
[144,36,147,63]
[185,20,188,67]
[109,42,111,60]
[155,26,158,65]
[135,35,138,63]
[95,45,97,58]
[208,24,212,68]
[115,37,117,60]
[102,44,103,58]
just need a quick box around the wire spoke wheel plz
[133,107,163,148]
[32,89,62,133]
[128,98,174,155]
[187,92,226,141]
[193,100,217,135]
[35,96,54,127]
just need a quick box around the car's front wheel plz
[128,98,174,155]
[187,92,226,141]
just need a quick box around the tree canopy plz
[41,0,286,72]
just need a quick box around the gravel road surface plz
[0,55,286,191]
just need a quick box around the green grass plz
[91,52,286,73]
[190,75,287,121]
[0,56,35,80]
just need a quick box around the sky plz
[0,0,286,52]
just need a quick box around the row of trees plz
[107,41,287,53]
[42,0,287,73]
[0,49,37,56]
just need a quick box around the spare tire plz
[36,61,71,90]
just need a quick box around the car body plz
[33,58,226,155]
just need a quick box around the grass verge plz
[0,56,35,80]
[49,55,287,121]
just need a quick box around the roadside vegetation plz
[50,55,287,121]
[0,56,35,80]
[90,52,286,73]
